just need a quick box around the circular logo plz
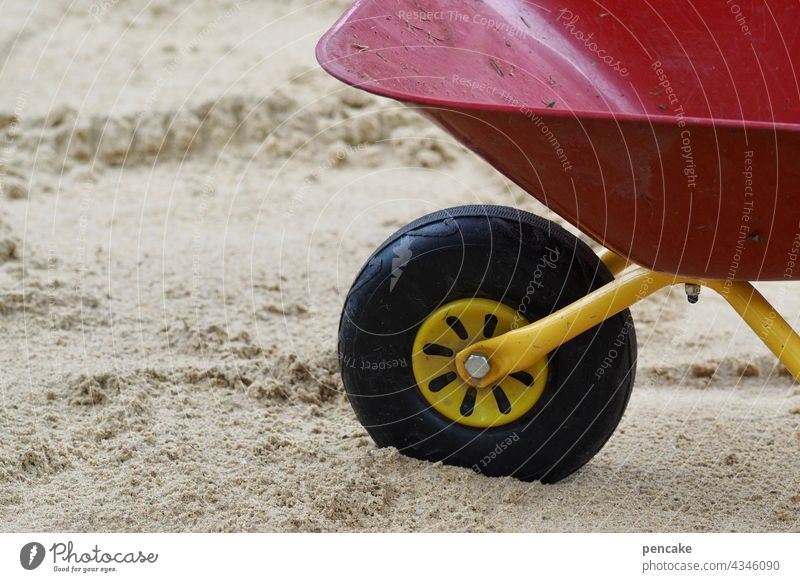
[20,542,45,570]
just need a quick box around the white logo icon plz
[390,240,413,292]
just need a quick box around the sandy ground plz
[0,0,798,532]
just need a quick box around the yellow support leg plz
[598,248,630,276]
[455,250,800,387]
[455,267,677,388]
[704,280,800,381]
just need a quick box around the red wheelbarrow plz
[317,0,800,481]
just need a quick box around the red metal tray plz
[317,0,800,280]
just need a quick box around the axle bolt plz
[464,353,491,379]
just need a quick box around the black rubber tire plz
[338,205,636,483]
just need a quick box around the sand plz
[0,0,798,532]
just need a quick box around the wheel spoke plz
[445,316,468,340]
[493,386,512,414]
[422,343,454,357]
[483,314,498,338]
[460,386,477,416]
[510,371,534,386]
[429,372,457,392]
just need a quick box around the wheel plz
[338,205,636,482]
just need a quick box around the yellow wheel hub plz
[411,298,548,428]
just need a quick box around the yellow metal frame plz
[455,249,800,387]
